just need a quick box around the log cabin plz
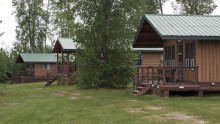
[11,53,57,83]
[133,14,220,96]
[133,48,163,67]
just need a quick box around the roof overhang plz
[132,48,163,53]
[133,16,164,48]
[16,53,57,63]
[133,15,220,48]
[52,38,76,53]
[16,54,24,63]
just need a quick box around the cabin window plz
[43,63,50,70]
[165,46,175,67]
[185,42,195,67]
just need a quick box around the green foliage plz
[173,0,217,15]
[12,0,52,53]
[74,0,158,88]
[50,0,77,38]
[0,48,10,83]
[0,83,6,96]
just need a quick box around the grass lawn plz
[0,83,220,124]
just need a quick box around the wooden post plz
[67,51,70,74]
[163,67,166,85]
[162,91,170,97]
[141,67,143,82]
[152,67,154,84]
[195,67,198,84]
[57,52,59,73]
[147,67,149,83]
[61,50,64,73]
[198,91,203,97]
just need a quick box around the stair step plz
[133,90,141,93]
[137,87,145,89]
[142,83,151,85]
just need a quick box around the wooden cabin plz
[45,37,77,86]
[11,53,57,83]
[133,48,163,67]
[133,14,220,96]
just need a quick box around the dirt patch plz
[126,108,147,113]
[83,96,91,99]
[51,91,82,97]
[146,106,163,110]
[69,96,79,100]
[146,112,208,124]
[52,91,67,96]
[128,100,138,102]
[0,103,18,106]
[72,93,81,96]
[165,112,193,120]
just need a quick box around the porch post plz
[61,50,64,73]
[57,52,59,73]
[67,51,70,74]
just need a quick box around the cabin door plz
[177,40,183,81]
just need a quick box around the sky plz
[0,0,220,49]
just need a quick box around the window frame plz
[185,42,195,67]
[43,63,50,70]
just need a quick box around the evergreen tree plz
[75,0,158,88]
[173,0,217,15]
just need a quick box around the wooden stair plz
[133,83,152,96]
[44,75,58,86]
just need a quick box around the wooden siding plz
[34,63,57,77]
[142,52,161,66]
[196,40,220,83]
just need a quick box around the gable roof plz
[133,14,220,48]
[16,53,57,63]
[146,14,220,40]
[53,37,77,53]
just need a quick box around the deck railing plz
[57,64,76,74]
[133,66,199,90]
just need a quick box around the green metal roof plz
[144,14,220,40]
[53,37,77,53]
[16,53,57,63]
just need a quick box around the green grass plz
[1,83,220,124]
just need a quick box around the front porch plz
[133,66,204,96]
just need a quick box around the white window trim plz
[191,59,195,67]
[43,63,50,70]
[186,59,189,67]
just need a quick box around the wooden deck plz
[133,66,220,97]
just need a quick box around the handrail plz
[46,69,57,82]
[133,66,199,90]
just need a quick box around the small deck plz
[10,71,47,83]
[133,66,220,96]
